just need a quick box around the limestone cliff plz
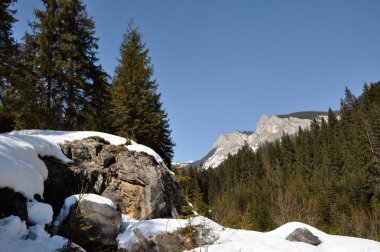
[193,115,315,169]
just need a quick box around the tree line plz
[179,83,380,241]
[0,0,174,165]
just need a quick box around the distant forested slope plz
[277,111,329,119]
[179,83,380,241]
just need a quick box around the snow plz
[53,193,115,231]
[0,215,83,252]
[187,221,380,252]
[0,215,28,242]
[26,201,53,226]
[117,215,380,252]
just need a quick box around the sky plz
[11,0,380,162]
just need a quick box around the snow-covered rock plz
[53,194,121,251]
[0,130,126,199]
[53,194,115,229]
[0,130,184,251]
[193,115,314,169]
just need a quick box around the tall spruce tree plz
[109,22,174,166]
[19,0,108,130]
[14,33,43,129]
[28,0,60,129]
[0,0,18,132]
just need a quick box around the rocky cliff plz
[193,115,314,169]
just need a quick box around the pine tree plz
[56,0,108,130]
[28,0,61,129]
[14,33,44,129]
[19,0,109,130]
[109,22,174,166]
[0,0,18,132]
[84,64,110,131]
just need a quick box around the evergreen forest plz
[179,83,380,241]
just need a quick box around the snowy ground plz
[1,130,380,251]
[118,216,380,252]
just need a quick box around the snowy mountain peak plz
[213,131,250,149]
[193,114,315,169]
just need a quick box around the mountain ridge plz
[189,112,327,169]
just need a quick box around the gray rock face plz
[193,115,314,169]
[59,199,121,251]
[43,137,185,220]
[286,227,322,246]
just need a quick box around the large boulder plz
[286,227,322,246]
[58,199,121,251]
[43,137,185,220]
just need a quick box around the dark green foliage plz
[188,83,380,241]
[0,0,18,132]
[277,111,332,120]
[13,0,109,130]
[109,22,174,166]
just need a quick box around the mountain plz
[192,114,323,169]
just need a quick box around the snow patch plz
[27,201,53,226]
[0,215,28,242]
[0,215,79,252]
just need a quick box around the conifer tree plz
[0,0,18,132]
[28,0,61,129]
[20,0,108,130]
[14,33,44,129]
[109,22,174,166]
[56,0,108,130]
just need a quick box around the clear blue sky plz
[12,0,380,162]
